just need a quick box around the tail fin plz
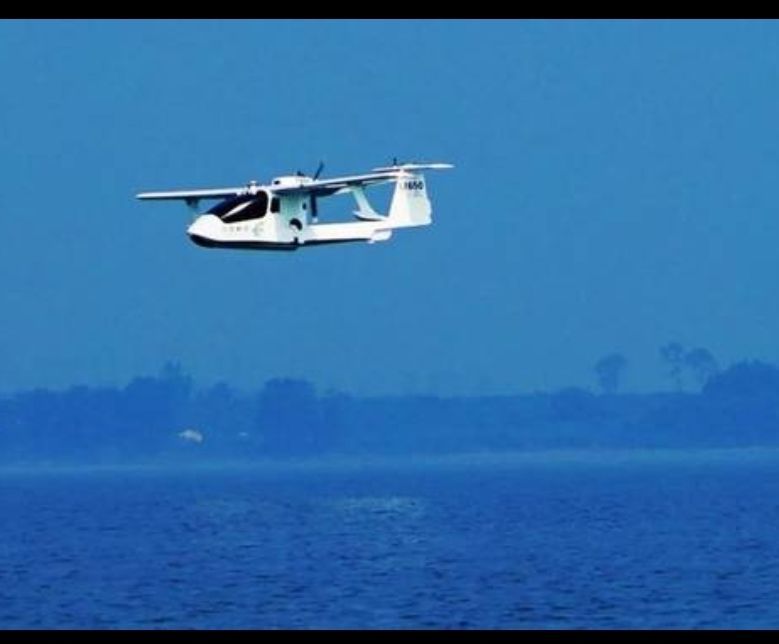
[386,173,432,228]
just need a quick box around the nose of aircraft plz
[187,216,205,237]
[187,214,219,247]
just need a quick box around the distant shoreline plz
[3,361,778,465]
[3,445,779,476]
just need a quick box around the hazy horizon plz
[2,20,778,396]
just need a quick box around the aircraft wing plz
[272,163,454,197]
[136,187,247,201]
[270,171,401,197]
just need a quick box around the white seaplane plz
[136,161,453,251]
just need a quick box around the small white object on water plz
[178,429,204,444]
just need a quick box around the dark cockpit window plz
[270,197,280,213]
[209,192,269,223]
[207,195,253,217]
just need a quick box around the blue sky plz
[2,19,779,396]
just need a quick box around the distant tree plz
[186,381,257,456]
[703,360,779,399]
[684,347,719,388]
[119,362,194,455]
[701,361,779,443]
[256,378,325,455]
[594,353,628,394]
[660,342,686,391]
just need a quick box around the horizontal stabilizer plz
[372,162,454,172]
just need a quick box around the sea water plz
[2,449,779,628]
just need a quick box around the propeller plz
[310,161,324,221]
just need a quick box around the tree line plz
[0,353,778,465]
[594,342,719,393]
